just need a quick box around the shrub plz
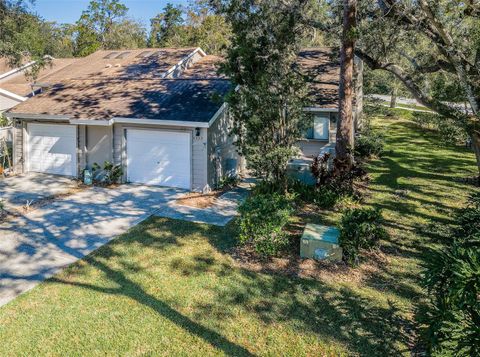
[457,192,480,238]
[354,131,385,158]
[305,150,368,206]
[92,161,123,185]
[339,207,387,266]
[253,178,340,209]
[288,179,340,209]
[364,102,390,117]
[423,192,480,356]
[0,114,9,127]
[217,175,240,190]
[238,192,295,256]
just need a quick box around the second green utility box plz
[300,224,342,261]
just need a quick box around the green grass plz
[394,103,432,111]
[0,112,478,356]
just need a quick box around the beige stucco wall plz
[86,125,113,169]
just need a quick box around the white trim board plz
[0,61,36,81]
[208,103,227,127]
[9,115,214,128]
[304,107,339,112]
[111,117,210,128]
[7,113,70,120]
[0,55,54,82]
[0,88,27,102]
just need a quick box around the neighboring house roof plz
[298,47,340,109]
[8,47,342,122]
[0,58,78,97]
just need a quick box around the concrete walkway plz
[0,184,185,307]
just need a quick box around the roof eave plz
[304,106,339,112]
[5,112,70,120]
[7,114,212,128]
[111,117,210,128]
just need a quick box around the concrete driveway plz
[0,183,185,307]
[0,173,79,210]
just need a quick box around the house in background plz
[0,57,78,113]
[5,47,363,191]
[289,48,363,183]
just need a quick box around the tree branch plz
[355,48,468,121]
[399,51,456,73]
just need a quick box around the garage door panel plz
[127,129,191,189]
[27,124,77,177]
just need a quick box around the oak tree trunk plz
[390,87,397,108]
[335,0,356,174]
[471,131,480,183]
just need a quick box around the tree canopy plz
[354,0,480,177]
[148,3,186,48]
[215,0,313,187]
[148,1,232,55]
[74,0,146,56]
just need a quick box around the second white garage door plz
[126,129,191,189]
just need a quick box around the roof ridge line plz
[161,47,207,79]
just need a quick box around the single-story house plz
[5,47,363,191]
[0,57,78,112]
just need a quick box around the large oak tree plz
[353,0,480,179]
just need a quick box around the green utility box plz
[300,224,342,261]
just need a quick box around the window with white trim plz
[305,113,330,140]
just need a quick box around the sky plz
[30,0,188,29]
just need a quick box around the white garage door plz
[126,129,191,189]
[27,123,77,176]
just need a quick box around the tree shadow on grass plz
[169,231,414,356]
[38,215,414,356]
[49,235,254,357]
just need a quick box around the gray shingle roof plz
[9,48,341,122]
[10,78,230,122]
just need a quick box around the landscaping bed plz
[175,190,225,208]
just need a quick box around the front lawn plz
[0,112,477,356]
